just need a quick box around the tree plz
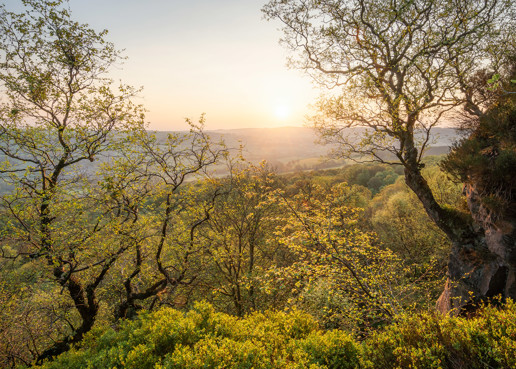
[97,124,226,321]
[263,0,516,313]
[0,1,226,365]
[369,165,464,266]
[0,0,146,362]
[275,182,432,333]
[197,162,288,316]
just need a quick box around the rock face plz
[437,184,516,315]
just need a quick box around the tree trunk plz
[402,139,516,315]
[36,274,99,364]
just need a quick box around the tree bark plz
[36,274,99,364]
[401,135,516,315]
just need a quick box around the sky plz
[5,0,319,130]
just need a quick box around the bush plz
[36,300,516,369]
[37,302,359,369]
[362,299,516,369]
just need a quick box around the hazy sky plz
[6,0,319,130]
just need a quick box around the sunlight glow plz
[274,105,291,120]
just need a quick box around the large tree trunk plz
[402,133,516,315]
[436,184,516,314]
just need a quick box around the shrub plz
[37,302,359,369]
[36,300,516,369]
[362,299,516,369]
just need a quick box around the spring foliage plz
[2,1,515,367]
[36,300,516,369]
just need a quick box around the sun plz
[274,105,291,120]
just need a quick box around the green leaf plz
[487,74,500,84]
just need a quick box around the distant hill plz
[0,127,458,193]
[210,127,326,163]
[196,126,458,172]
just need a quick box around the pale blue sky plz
[5,0,318,130]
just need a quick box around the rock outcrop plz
[437,183,516,314]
